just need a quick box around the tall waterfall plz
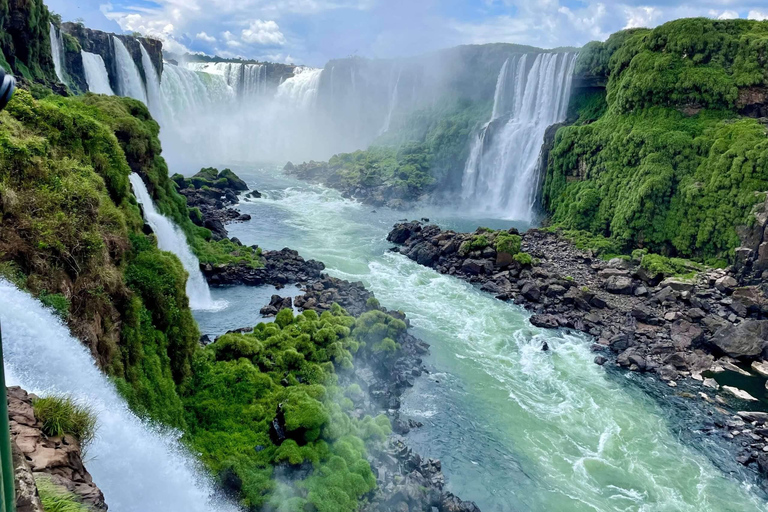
[461,52,577,222]
[276,67,322,109]
[0,280,239,512]
[49,23,66,84]
[81,51,114,95]
[112,36,148,103]
[128,174,222,311]
[140,44,163,122]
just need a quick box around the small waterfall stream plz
[0,280,239,512]
[128,173,222,311]
[112,36,147,103]
[139,44,163,122]
[462,52,577,222]
[81,51,114,95]
[49,23,66,84]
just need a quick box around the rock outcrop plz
[8,387,106,510]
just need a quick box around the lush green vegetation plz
[327,144,434,200]
[183,305,403,510]
[544,18,768,263]
[36,476,91,512]
[33,396,97,450]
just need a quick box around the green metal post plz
[0,324,15,512]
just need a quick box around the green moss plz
[181,305,401,510]
[495,233,521,256]
[459,234,490,256]
[513,252,534,266]
[640,253,702,278]
[38,290,70,319]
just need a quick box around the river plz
[198,164,768,512]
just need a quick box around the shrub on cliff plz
[33,396,97,450]
[36,476,91,512]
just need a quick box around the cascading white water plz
[49,23,66,84]
[128,173,222,311]
[187,62,266,98]
[0,280,239,512]
[112,36,148,103]
[276,66,322,109]
[139,44,163,122]
[380,67,402,134]
[462,52,577,222]
[81,51,114,95]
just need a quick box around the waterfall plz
[112,36,148,103]
[128,173,222,311]
[461,52,577,222]
[49,24,66,84]
[380,67,402,134]
[187,62,266,98]
[139,43,163,122]
[0,280,239,512]
[276,66,323,109]
[81,51,114,95]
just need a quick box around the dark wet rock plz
[708,320,768,360]
[260,295,293,316]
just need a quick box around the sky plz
[47,0,768,66]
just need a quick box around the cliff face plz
[0,0,58,85]
[8,387,106,511]
[61,22,163,94]
[543,18,768,264]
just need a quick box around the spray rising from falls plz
[112,36,147,103]
[128,174,222,311]
[462,53,577,222]
[49,23,66,84]
[0,280,239,512]
[81,51,114,95]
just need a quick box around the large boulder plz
[709,320,768,359]
[603,275,633,295]
[406,241,440,266]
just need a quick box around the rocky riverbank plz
[387,220,768,481]
[172,168,256,240]
[8,387,106,512]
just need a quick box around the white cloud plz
[196,31,216,42]
[712,9,740,19]
[624,6,663,28]
[241,19,286,45]
[748,10,768,20]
